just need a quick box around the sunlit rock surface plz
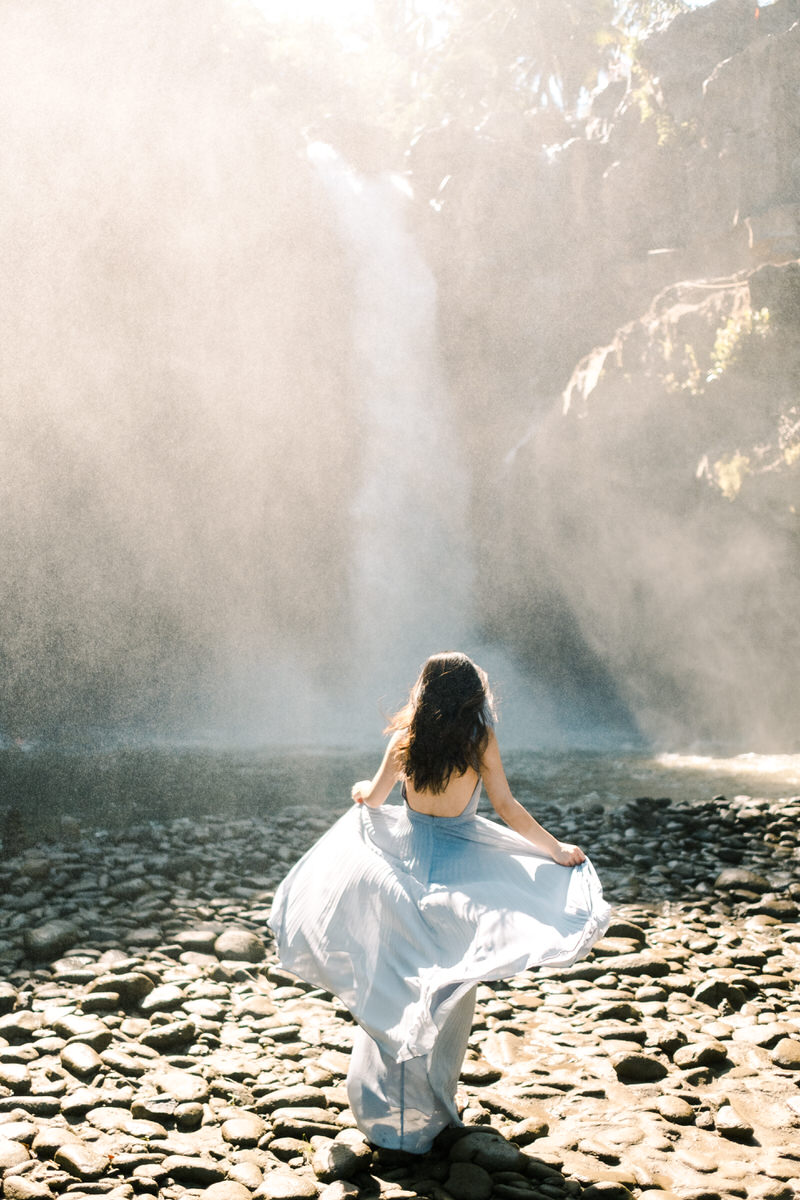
[496,260,800,747]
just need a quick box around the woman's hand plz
[551,842,586,867]
[351,781,371,805]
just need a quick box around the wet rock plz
[255,1169,318,1199]
[0,1012,44,1043]
[271,1106,341,1138]
[449,1129,525,1172]
[0,982,18,1014]
[772,1038,800,1069]
[508,1114,549,1144]
[138,983,186,1014]
[714,869,771,893]
[317,1183,360,1200]
[221,1114,267,1146]
[54,1139,110,1179]
[309,1137,359,1183]
[0,1135,30,1171]
[0,1063,31,1093]
[715,1103,754,1141]
[174,929,221,953]
[176,1100,205,1130]
[201,1185,254,1200]
[154,1067,210,1103]
[612,1052,668,1083]
[581,1186,634,1200]
[655,1094,695,1123]
[214,929,265,962]
[60,1041,103,1079]
[60,1086,106,1117]
[234,995,277,1020]
[258,1086,329,1111]
[140,1017,195,1050]
[692,979,747,1010]
[131,1094,178,1123]
[229,1161,265,1190]
[0,1096,62,1117]
[445,1160,493,1200]
[673,1040,728,1069]
[162,1155,228,1185]
[100,1048,149,1076]
[604,953,671,978]
[2,1178,55,1200]
[52,1013,112,1049]
[269,1137,309,1162]
[22,920,79,960]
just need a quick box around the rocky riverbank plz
[0,791,797,1200]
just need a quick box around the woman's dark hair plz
[386,652,495,794]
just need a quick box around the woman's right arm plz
[352,732,403,809]
[481,730,585,866]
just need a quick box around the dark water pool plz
[2,744,799,845]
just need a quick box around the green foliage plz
[219,0,695,155]
[711,451,751,501]
[664,307,771,397]
[707,307,770,384]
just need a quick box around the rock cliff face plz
[493,262,800,747]
[414,0,800,744]
[425,0,800,413]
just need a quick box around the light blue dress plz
[269,780,611,1153]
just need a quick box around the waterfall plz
[307,145,472,700]
[305,144,561,747]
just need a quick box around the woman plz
[269,652,611,1153]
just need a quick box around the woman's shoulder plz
[481,725,500,758]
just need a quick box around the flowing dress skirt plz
[269,791,611,1153]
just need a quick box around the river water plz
[2,744,799,845]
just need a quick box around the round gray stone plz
[0,1137,30,1172]
[445,1161,493,1200]
[256,1168,318,1199]
[214,929,265,962]
[612,1052,668,1083]
[772,1038,800,1069]
[449,1129,525,1172]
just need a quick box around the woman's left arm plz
[352,732,402,808]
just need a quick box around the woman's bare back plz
[403,767,481,817]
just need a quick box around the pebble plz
[256,1168,318,1199]
[445,1160,494,1200]
[771,1037,800,1069]
[714,1102,754,1141]
[0,1136,31,1171]
[0,790,793,1200]
[53,1139,110,1179]
[612,1052,668,1083]
[309,1137,359,1182]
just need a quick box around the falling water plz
[305,144,563,747]
[308,145,471,682]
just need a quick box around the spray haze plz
[2,0,798,752]
[1,0,356,738]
